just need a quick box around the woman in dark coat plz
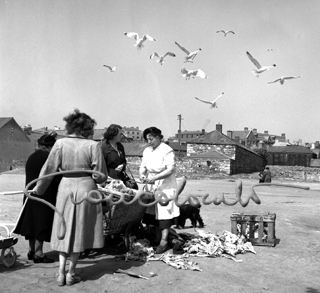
[13,133,61,263]
[100,124,127,182]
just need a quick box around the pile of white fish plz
[183,229,256,262]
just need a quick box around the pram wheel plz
[124,222,145,250]
[1,247,17,268]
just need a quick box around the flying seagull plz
[216,30,235,37]
[150,52,176,65]
[246,51,276,77]
[175,41,202,63]
[268,76,302,85]
[124,32,156,50]
[195,93,224,109]
[267,48,273,51]
[181,67,207,80]
[103,65,117,72]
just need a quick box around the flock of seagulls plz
[102,30,302,110]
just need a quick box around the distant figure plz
[259,167,272,183]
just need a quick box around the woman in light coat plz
[33,109,107,286]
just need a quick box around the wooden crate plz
[230,212,276,247]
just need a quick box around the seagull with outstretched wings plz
[124,32,156,50]
[195,93,224,109]
[103,65,117,72]
[181,67,207,80]
[268,76,302,85]
[216,30,235,37]
[246,51,276,77]
[150,52,176,65]
[175,41,202,63]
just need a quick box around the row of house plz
[0,117,317,174]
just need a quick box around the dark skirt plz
[13,194,56,242]
[142,213,177,229]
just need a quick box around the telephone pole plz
[177,114,183,158]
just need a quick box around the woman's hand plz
[139,174,147,183]
[115,164,124,172]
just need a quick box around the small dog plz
[174,204,204,229]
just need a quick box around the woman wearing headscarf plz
[32,109,107,286]
[14,133,61,263]
[139,127,180,254]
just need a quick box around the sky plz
[1,0,320,143]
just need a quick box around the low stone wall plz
[126,157,320,182]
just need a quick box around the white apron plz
[141,143,179,220]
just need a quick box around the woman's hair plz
[103,124,122,141]
[63,109,96,138]
[143,127,163,141]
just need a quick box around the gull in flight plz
[150,52,176,65]
[175,41,202,63]
[124,32,156,50]
[246,51,276,77]
[195,93,224,109]
[267,48,273,51]
[268,76,302,85]
[216,30,235,37]
[103,65,117,72]
[181,67,207,80]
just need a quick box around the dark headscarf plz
[37,133,56,147]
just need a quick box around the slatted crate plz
[230,212,276,247]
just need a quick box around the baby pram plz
[0,223,18,268]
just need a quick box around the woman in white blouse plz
[139,127,180,254]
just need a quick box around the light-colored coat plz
[35,137,107,253]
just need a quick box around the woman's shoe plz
[155,244,169,254]
[66,274,82,286]
[27,251,34,260]
[56,274,66,286]
[33,255,55,263]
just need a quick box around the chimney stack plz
[227,130,233,138]
[244,127,248,132]
[264,130,268,135]
[216,123,222,133]
[253,128,257,135]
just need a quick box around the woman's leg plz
[58,252,67,275]
[68,252,80,275]
[159,228,169,246]
[28,238,35,253]
[34,239,43,257]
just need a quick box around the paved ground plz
[0,170,319,293]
